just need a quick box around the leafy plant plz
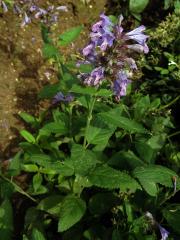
[0,4,179,240]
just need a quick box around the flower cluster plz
[78,14,149,101]
[52,92,74,104]
[0,0,68,27]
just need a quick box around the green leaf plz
[163,204,180,234]
[41,24,52,43]
[8,151,21,176]
[41,122,68,135]
[19,112,38,128]
[33,174,42,192]
[58,26,83,46]
[133,165,178,195]
[129,0,149,13]
[31,228,46,240]
[70,84,97,95]
[70,144,98,175]
[0,199,13,240]
[135,134,166,164]
[22,164,39,172]
[42,44,59,59]
[86,125,114,146]
[108,150,145,170]
[137,179,157,196]
[38,83,61,99]
[29,154,74,176]
[58,195,86,232]
[20,130,36,143]
[88,165,141,191]
[100,111,147,133]
[37,195,63,216]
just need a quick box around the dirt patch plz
[0,0,107,159]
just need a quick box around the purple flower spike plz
[158,224,170,240]
[52,92,74,104]
[113,70,131,101]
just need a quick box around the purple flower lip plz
[123,25,149,53]
[158,224,170,240]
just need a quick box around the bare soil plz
[0,0,106,159]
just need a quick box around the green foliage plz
[1,4,179,239]
[58,26,83,46]
[58,195,86,232]
[0,199,14,240]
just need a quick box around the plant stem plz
[0,174,37,203]
[83,96,96,148]
[158,95,180,111]
[168,130,180,138]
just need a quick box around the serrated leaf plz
[133,165,178,195]
[86,125,114,146]
[108,150,145,170]
[100,111,147,133]
[87,165,141,191]
[0,199,13,240]
[31,228,46,240]
[20,130,36,143]
[29,154,74,176]
[58,195,86,232]
[129,0,149,13]
[71,144,98,175]
[37,195,63,216]
[58,26,83,46]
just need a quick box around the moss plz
[150,12,180,48]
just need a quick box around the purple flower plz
[56,6,68,12]
[113,70,131,101]
[34,8,47,18]
[124,25,148,45]
[127,43,149,53]
[21,12,31,27]
[52,92,74,104]
[1,1,8,12]
[83,66,105,86]
[125,58,137,70]
[13,4,22,14]
[158,224,170,240]
[83,43,95,56]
